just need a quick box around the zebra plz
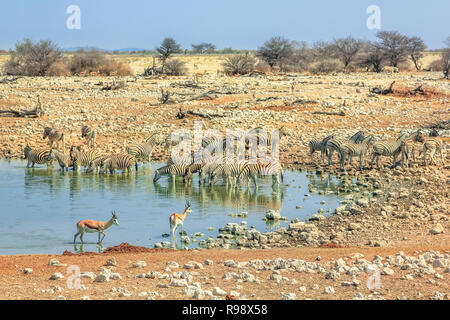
[86,154,110,173]
[23,146,53,168]
[370,132,408,169]
[419,137,444,166]
[69,146,101,172]
[125,133,158,170]
[100,154,135,174]
[198,161,221,185]
[400,131,424,167]
[325,131,365,165]
[81,126,97,149]
[235,161,283,188]
[47,149,72,171]
[183,162,205,184]
[153,164,190,182]
[43,127,65,150]
[209,161,249,187]
[308,135,334,163]
[338,135,375,171]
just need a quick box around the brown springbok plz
[73,211,119,244]
[169,201,192,247]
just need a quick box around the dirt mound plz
[103,242,170,254]
[319,243,344,248]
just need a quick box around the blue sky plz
[0,0,448,50]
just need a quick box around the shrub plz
[69,49,132,76]
[163,59,187,76]
[222,54,256,75]
[3,39,63,76]
[257,36,295,69]
[309,59,343,74]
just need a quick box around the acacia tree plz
[257,36,294,70]
[359,42,385,73]
[191,43,215,54]
[376,31,409,67]
[156,38,182,73]
[4,39,62,76]
[332,36,364,70]
[406,36,427,71]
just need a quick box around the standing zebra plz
[236,161,283,188]
[153,164,190,182]
[370,133,408,169]
[43,127,65,150]
[23,146,53,168]
[419,137,444,166]
[125,133,158,170]
[100,154,135,174]
[209,161,249,187]
[81,126,97,149]
[308,135,334,163]
[400,131,424,167]
[338,135,374,171]
[47,149,73,171]
[69,146,101,172]
[325,131,365,165]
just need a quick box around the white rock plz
[49,273,64,280]
[212,287,227,296]
[132,261,147,268]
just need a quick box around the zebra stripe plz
[81,126,97,149]
[69,146,101,172]
[236,161,283,188]
[153,164,190,182]
[183,162,204,183]
[420,137,444,166]
[126,133,158,170]
[23,146,53,168]
[308,135,334,163]
[100,154,135,174]
[47,149,72,171]
[325,131,365,165]
[370,133,408,168]
[338,135,374,171]
[43,127,65,150]
[86,154,110,173]
[209,161,249,186]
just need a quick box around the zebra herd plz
[308,129,445,171]
[22,125,445,189]
[23,125,158,174]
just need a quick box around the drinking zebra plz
[308,135,334,163]
[100,154,135,174]
[209,161,249,187]
[43,127,65,150]
[69,146,101,172]
[183,162,205,184]
[23,146,53,168]
[125,133,159,170]
[325,131,365,165]
[81,126,97,149]
[235,161,283,188]
[153,164,190,182]
[370,133,408,169]
[47,149,73,171]
[338,135,374,171]
[86,155,110,173]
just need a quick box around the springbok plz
[73,211,119,244]
[169,201,192,247]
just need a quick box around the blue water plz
[0,160,346,254]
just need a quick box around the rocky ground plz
[0,70,448,300]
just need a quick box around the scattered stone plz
[49,273,64,280]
